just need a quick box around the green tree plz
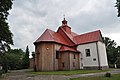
[6,49,25,70]
[0,0,13,73]
[22,46,30,69]
[0,0,13,52]
[115,46,120,67]
[115,0,120,17]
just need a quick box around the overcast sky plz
[8,0,120,53]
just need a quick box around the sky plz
[8,0,120,54]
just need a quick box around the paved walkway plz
[1,69,120,80]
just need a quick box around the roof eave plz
[76,41,99,45]
[59,50,80,53]
[33,41,74,47]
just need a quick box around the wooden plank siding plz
[34,42,80,71]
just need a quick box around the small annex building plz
[33,18,109,71]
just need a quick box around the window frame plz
[85,49,91,57]
[62,62,65,67]
[73,54,76,59]
[56,51,59,59]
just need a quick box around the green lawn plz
[70,74,120,80]
[31,69,110,75]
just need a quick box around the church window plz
[85,49,91,57]
[62,62,65,67]
[56,51,59,59]
[74,54,76,59]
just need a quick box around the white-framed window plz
[85,49,90,57]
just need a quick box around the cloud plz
[8,0,120,53]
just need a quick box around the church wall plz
[97,41,109,69]
[54,44,61,70]
[77,42,99,69]
[69,52,80,70]
[35,44,42,71]
[58,52,70,70]
[35,43,55,71]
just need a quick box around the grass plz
[70,74,120,80]
[31,69,110,75]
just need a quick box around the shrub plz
[105,72,111,77]
[109,64,114,68]
[0,70,2,75]
[0,70,5,76]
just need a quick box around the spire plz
[62,15,67,25]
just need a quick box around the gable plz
[57,27,77,46]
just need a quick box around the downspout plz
[96,42,101,70]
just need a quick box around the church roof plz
[74,30,102,45]
[59,46,79,53]
[34,18,103,48]
[34,29,69,45]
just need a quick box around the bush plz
[0,70,2,75]
[105,72,111,77]
[116,64,120,68]
[0,70,5,76]
[109,64,114,68]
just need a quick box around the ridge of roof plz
[75,30,101,37]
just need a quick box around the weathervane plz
[62,14,67,25]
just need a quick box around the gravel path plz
[1,69,120,80]
[0,69,68,80]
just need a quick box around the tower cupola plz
[61,17,71,34]
[62,18,67,25]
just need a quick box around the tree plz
[22,46,30,69]
[0,0,13,72]
[6,49,25,70]
[115,46,120,67]
[0,0,13,52]
[115,0,120,17]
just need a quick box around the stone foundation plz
[84,66,109,70]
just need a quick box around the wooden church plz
[33,18,109,71]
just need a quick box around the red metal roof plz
[57,26,78,46]
[34,19,103,52]
[35,28,102,46]
[73,30,102,45]
[59,46,79,52]
[34,29,69,45]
